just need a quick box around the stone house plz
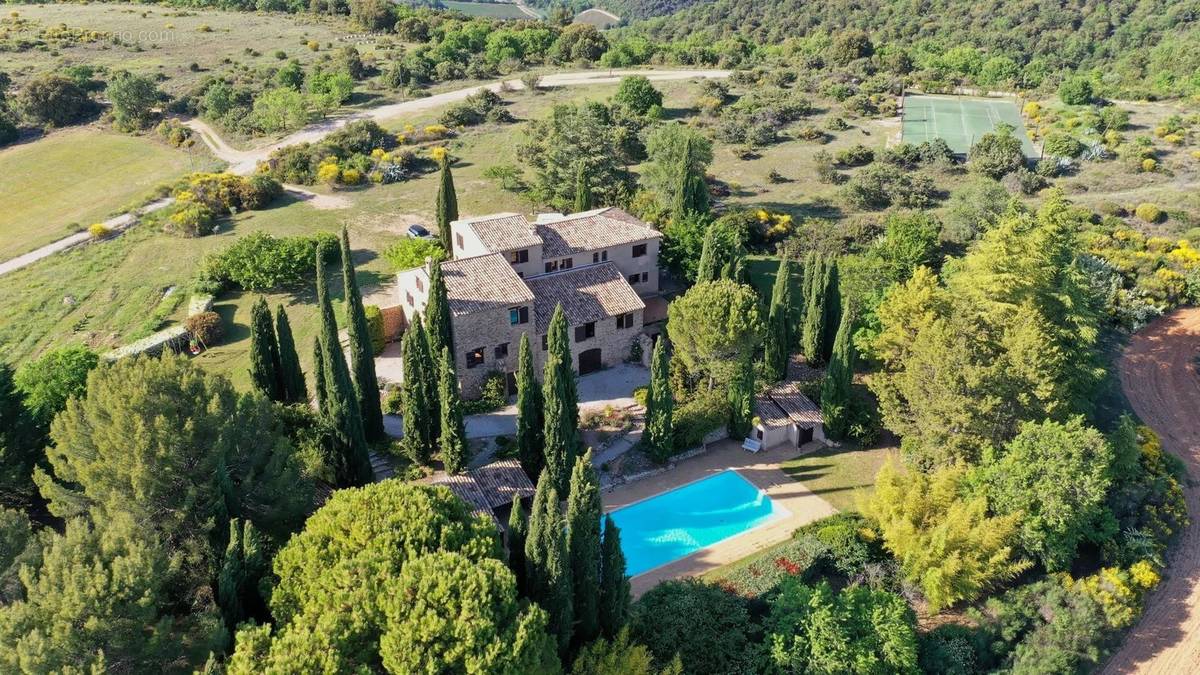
[397,207,662,398]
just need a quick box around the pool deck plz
[602,438,839,597]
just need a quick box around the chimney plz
[424,256,433,274]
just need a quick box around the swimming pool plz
[608,469,788,576]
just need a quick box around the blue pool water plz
[608,470,788,576]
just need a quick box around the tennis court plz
[902,94,1038,158]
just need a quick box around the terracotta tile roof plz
[431,459,535,525]
[756,381,822,428]
[471,459,535,509]
[536,207,661,258]
[459,213,541,252]
[440,253,535,317]
[525,262,645,333]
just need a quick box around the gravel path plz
[184,68,730,175]
[1102,308,1200,673]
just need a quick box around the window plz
[509,306,529,325]
[632,243,647,258]
[415,277,423,291]
[406,292,414,307]
[541,335,548,351]
[592,250,608,263]
[465,348,484,369]
[455,233,464,249]
[510,249,529,264]
[628,273,640,285]
[575,322,595,343]
[494,343,509,360]
[616,312,635,330]
[545,258,574,273]
[640,271,649,283]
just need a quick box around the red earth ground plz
[1101,308,1200,673]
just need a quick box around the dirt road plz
[1103,308,1200,673]
[185,68,730,175]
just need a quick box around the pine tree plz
[645,337,674,462]
[435,154,459,254]
[763,258,792,382]
[316,251,373,487]
[515,333,544,480]
[275,305,307,404]
[567,450,602,645]
[542,304,578,495]
[248,296,283,401]
[525,470,573,655]
[820,258,842,364]
[574,161,594,212]
[438,346,469,474]
[340,227,385,442]
[425,260,453,359]
[800,254,826,364]
[507,496,528,595]
[400,317,437,465]
[311,337,327,411]
[598,514,631,639]
[821,303,856,441]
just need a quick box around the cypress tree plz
[598,514,631,639]
[515,333,544,480]
[728,352,755,438]
[820,258,842,364]
[567,450,602,645]
[695,223,720,283]
[316,250,373,487]
[400,317,437,465]
[763,258,793,382]
[311,337,327,411]
[435,154,458,254]
[275,305,307,404]
[217,518,267,630]
[645,337,674,463]
[438,346,469,474]
[800,254,826,364]
[672,135,709,219]
[507,496,528,595]
[821,304,856,441]
[574,161,594,212]
[526,470,573,655]
[248,296,283,401]
[542,304,578,495]
[425,261,453,360]
[340,227,385,442]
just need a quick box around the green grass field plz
[902,94,1038,158]
[780,443,894,513]
[0,127,213,260]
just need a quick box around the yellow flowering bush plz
[1070,561,1160,629]
[87,223,112,239]
[429,146,448,163]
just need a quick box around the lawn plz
[0,127,213,260]
[440,0,532,19]
[780,443,895,513]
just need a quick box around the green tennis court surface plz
[902,94,1038,158]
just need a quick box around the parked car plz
[407,224,432,239]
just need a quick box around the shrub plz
[672,388,729,451]
[87,223,112,239]
[1135,203,1163,223]
[1059,77,1094,105]
[185,311,223,345]
[166,203,217,237]
[835,144,874,167]
[1043,132,1084,158]
[364,305,385,355]
[464,371,507,414]
[381,236,446,271]
[794,512,885,578]
[632,386,649,408]
[198,231,338,292]
[1141,157,1158,172]
[383,386,403,415]
[630,580,753,675]
[708,535,829,597]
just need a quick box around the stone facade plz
[398,207,661,399]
